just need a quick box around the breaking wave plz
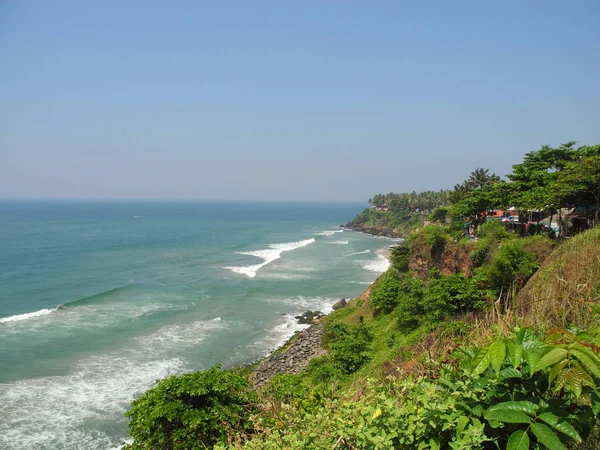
[224,238,315,278]
[314,230,343,236]
[0,308,58,324]
[0,286,132,325]
[348,249,371,256]
[363,253,391,273]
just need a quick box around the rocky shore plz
[251,322,327,389]
[250,239,391,390]
[250,298,350,389]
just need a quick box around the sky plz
[1,1,599,201]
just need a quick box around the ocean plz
[0,200,393,450]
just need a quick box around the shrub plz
[416,225,451,253]
[390,243,410,272]
[483,238,539,292]
[265,373,308,402]
[304,356,338,384]
[230,326,600,450]
[477,219,510,240]
[325,322,373,374]
[125,366,257,449]
[422,273,486,324]
[393,277,426,330]
[370,269,405,314]
[429,207,448,223]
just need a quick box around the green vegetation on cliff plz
[125,223,600,449]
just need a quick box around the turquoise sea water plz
[0,200,394,450]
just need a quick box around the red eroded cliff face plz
[409,238,474,281]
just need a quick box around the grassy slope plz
[517,226,600,329]
[323,226,597,387]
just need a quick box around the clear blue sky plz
[1,1,599,201]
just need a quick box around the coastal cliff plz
[345,208,425,238]
[124,225,600,450]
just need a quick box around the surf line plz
[224,238,315,278]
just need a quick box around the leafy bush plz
[470,220,512,267]
[429,207,449,223]
[125,366,256,449]
[265,373,308,403]
[223,325,600,450]
[414,225,452,253]
[392,273,484,329]
[393,277,426,330]
[422,273,487,324]
[390,243,410,272]
[325,322,373,374]
[370,269,406,314]
[477,219,510,240]
[483,238,539,292]
[304,356,338,384]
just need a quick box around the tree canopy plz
[366,141,600,229]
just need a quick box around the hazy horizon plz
[2,1,599,201]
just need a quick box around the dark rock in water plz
[332,298,347,310]
[294,310,324,324]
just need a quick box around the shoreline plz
[343,222,406,239]
[249,242,391,388]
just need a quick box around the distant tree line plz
[368,141,600,227]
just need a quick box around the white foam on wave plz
[268,295,336,314]
[261,273,312,280]
[314,229,344,236]
[224,238,315,278]
[349,281,373,285]
[0,354,186,450]
[252,296,336,355]
[363,253,391,273]
[135,317,225,348]
[348,249,371,256]
[0,307,58,324]
[0,301,195,337]
[327,240,348,245]
[0,316,226,450]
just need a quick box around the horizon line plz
[0,197,369,204]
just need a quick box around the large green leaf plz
[455,415,469,438]
[487,401,538,416]
[507,341,524,369]
[572,345,600,378]
[535,347,568,372]
[489,341,506,377]
[537,412,581,442]
[549,359,568,385]
[515,327,533,345]
[483,409,531,424]
[554,361,594,398]
[500,367,522,380]
[470,346,492,376]
[507,430,530,450]
[523,343,545,376]
[531,422,566,450]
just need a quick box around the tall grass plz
[516,227,600,329]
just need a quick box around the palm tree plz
[468,168,500,190]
